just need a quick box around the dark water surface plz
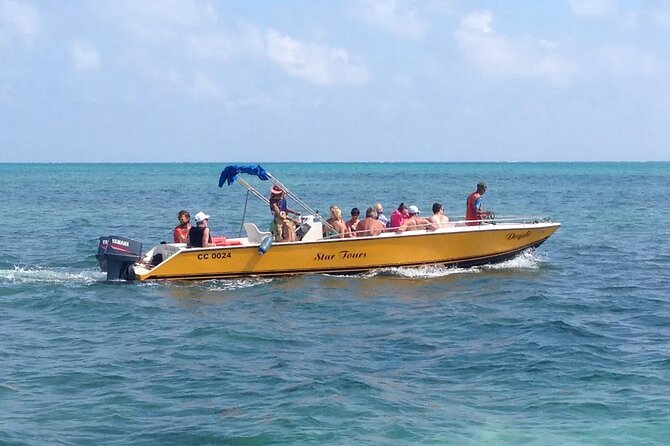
[1,162,669,445]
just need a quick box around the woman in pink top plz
[389,202,409,228]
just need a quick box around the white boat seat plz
[243,222,272,244]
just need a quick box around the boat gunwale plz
[175,220,561,252]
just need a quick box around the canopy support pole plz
[266,174,337,235]
[238,189,250,237]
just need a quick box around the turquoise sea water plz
[1,162,669,445]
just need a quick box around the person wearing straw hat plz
[187,211,215,248]
[269,185,300,218]
[269,186,300,240]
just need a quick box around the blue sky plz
[1,0,669,162]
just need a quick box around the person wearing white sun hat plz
[396,205,438,233]
[187,211,214,248]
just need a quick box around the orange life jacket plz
[465,192,482,226]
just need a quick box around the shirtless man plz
[355,207,386,237]
[396,205,438,233]
[428,203,450,228]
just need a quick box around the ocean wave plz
[0,265,104,285]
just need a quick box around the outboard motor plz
[95,237,109,272]
[101,235,142,281]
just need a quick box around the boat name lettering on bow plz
[197,252,232,261]
[314,250,367,261]
[506,231,532,241]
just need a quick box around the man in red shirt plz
[465,182,493,226]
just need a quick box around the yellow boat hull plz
[134,222,560,281]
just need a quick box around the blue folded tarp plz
[218,165,270,187]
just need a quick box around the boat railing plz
[456,215,553,226]
[321,216,554,240]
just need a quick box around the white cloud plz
[652,6,670,27]
[598,44,661,77]
[454,10,578,85]
[353,0,429,39]
[265,29,371,87]
[70,40,100,72]
[186,32,235,61]
[104,2,371,91]
[191,71,223,99]
[0,0,40,44]
[107,0,218,44]
[568,0,616,17]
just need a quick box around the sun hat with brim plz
[408,205,420,214]
[270,186,283,195]
[194,211,210,222]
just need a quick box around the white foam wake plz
[0,266,104,285]
[363,249,544,279]
[481,249,544,270]
[202,277,275,291]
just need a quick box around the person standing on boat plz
[374,203,389,227]
[397,205,438,233]
[269,186,300,219]
[356,207,386,237]
[269,186,300,239]
[345,207,361,237]
[466,182,493,226]
[429,203,450,228]
[187,211,215,248]
[173,210,192,243]
[389,203,409,228]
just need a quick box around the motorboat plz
[96,165,560,281]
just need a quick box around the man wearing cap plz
[466,182,493,226]
[187,211,215,248]
[396,205,438,233]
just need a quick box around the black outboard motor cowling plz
[95,237,109,272]
[102,236,142,280]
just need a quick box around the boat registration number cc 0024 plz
[197,252,232,261]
